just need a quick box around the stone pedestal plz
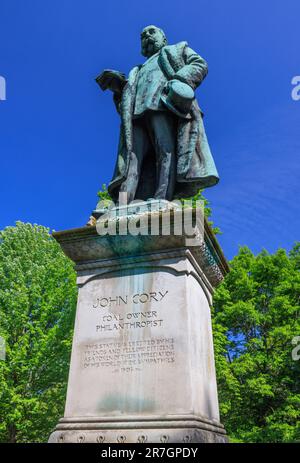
[48,209,229,443]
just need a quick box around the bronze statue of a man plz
[97,25,219,203]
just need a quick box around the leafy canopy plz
[213,244,300,442]
[0,222,77,443]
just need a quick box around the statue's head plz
[140,25,167,58]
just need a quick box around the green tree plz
[0,222,77,442]
[213,244,300,442]
[187,188,221,235]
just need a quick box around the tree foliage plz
[0,222,77,442]
[213,244,300,442]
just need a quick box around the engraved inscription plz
[92,290,168,309]
[82,338,175,372]
[96,310,163,332]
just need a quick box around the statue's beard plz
[141,38,164,57]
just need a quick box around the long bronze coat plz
[108,41,219,200]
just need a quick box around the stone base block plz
[49,416,228,443]
[48,212,229,444]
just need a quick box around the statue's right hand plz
[109,79,124,94]
[95,70,126,94]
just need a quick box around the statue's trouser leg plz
[119,118,150,202]
[146,111,177,201]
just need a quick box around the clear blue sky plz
[0,0,299,259]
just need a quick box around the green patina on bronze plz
[96,25,219,202]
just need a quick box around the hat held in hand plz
[161,79,194,119]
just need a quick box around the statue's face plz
[141,25,166,58]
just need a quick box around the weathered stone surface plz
[48,211,228,443]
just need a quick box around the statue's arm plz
[173,46,208,90]
[113,91,122,114]
[96,70,127,114]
